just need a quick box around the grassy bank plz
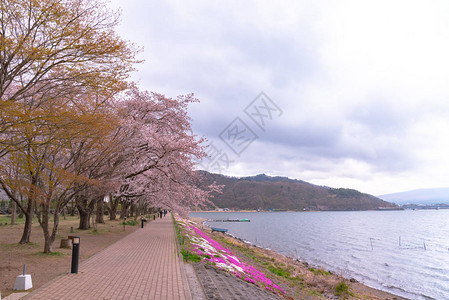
[184,217,406,300]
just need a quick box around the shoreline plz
[192,209,404,213]
[191,216,407,300]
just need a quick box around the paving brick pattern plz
[24,216,187,300]
[193,263,281,300]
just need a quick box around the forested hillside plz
[199,172,396,211]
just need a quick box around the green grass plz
[0,214,81,226]
[35,251,66,257]
[120,219,138,226]
[0,215,38,225]
[173,217,202,263]
[1,242,39,249]
[0,215,10,224]
[268,265,291,278]
[181,249,201,262]
[309,267,331,276]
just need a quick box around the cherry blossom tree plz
[112,88,221,217]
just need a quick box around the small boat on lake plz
[211,227,228,233]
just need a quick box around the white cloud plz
[109,0,449,195]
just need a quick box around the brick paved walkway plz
[24,216,190,300]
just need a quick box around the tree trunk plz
[91,215,97,231]
[129,203,134,218]
[107,205,117,220]
[76,193,96,230]
[108,204,116,220]
[18,175,39,244]
[41,205,52,253]
[78,207,91,229]
[107,194,118,220]
[19,199,33,244]
[119,200,130,219]
[96,196,105,224]
[70,200,75,216]
[38,203,60,253]
[11,201,16,225]
[2,181,33,243]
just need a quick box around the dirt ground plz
[0,215,138,297]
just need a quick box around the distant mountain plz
[379,188,449,205]
[198,172,396,211]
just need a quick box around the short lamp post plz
[71,236,80,274]
[123,217,127,231]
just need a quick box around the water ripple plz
[193,210,449,300]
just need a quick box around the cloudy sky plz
[109,0,449,196]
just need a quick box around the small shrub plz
[127,219,138,226]
[335,281,351,297]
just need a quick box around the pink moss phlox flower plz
[175,215,284,295]
[245,277,256,284]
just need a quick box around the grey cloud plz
[349,95,413,137]
[111,0,446,194]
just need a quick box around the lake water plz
[191,210,449,299]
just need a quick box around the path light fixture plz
[141,217,147,228]
[71,236,80,274]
